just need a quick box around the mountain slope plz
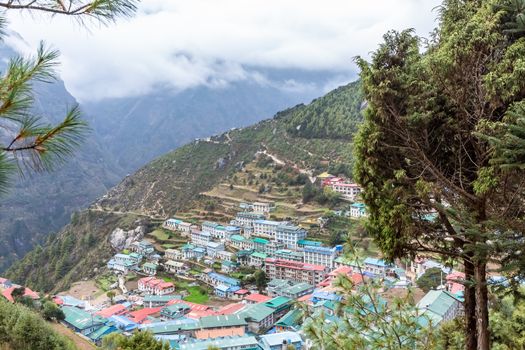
[0,43,124,272]
[6,80,363,292]
[84,72,333,173]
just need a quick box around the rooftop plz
[265,296,292,310]
[199,314,247,329]
[238,302,274,322]
[62,306,106,330]
[178,335,258,350]
[244,293,271,303]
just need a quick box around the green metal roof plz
[264,296,292,310]
[62,306,106,330]
[282,282,313,295]
[143,262,158,270]
[252,237,269,245]
[297,239,323,247]
[230,234,245,242]
[198,314,247,329]
[88,325,118,341]
[250,252,268,259]
[239,303,274,322]
[417,290,460,317]
[275,308,303,328]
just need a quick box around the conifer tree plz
[353,1,525,349]
[0,0,138,194]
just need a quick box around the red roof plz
[329,266,353,277]
[96,304,127,318]
[158,282,174,289]
[297,293,313,302]
[127,307,162,323]
[216,303,245,315]
[234,289,249,295]
[244,293,271,303]
[265,258,326,272]
[167,299,211,311]
[53,296,64,305]
[351,273,365,285]
[2,287,39,303]
[186,309,218,319]
[0,277,8,284]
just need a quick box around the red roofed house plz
[446,272,465,295]
[216,303,246,315]
[127,307,162,323]
[138,277,174,295]
[322,178,362,201]
[244,293,271,304]
[232,289,249,300]
[2,287,39,303]
[96,303,128,318]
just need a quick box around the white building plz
[234,212,266,227]
[206,241,225,258]
[165,249,183,261]
[163,218,193,235]
[216,250,234,261]
[191,230,212,247]
[328,182,362,201]
[350,203,367,218]
[276,225,308,249]
[303,246,339,269]
[253,220,283,239]
[164,260,186,274]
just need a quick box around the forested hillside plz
[6,80,363,292]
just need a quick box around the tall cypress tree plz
[353,1,525,349]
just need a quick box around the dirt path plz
[51,323,96,350]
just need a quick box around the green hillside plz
[6,80,363,292]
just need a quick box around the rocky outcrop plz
[109,226,146,251]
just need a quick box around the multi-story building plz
[234,212,266,227]
[266,279,315,299]
[163,218,193,235]
[216,250,234,261]
[206,241,225,258]
[253,220,282,239]
[323,179,362,201]
[275,225,307,249]
[138,277,175,295]
[107,253,141,273]
[130,240,155,256]
[264,258,327,285]
[350,203,367,218]
[165,249,183,261]
[303,245,342,269]
[251,237,269,251]
[264,241,285,255]
[202,272,240,288]
[240,201,275,214]
[363,257,393,277]
[191,230,212,247]
[249,252,268,267]
[202,221,226,239]
[272,249,303,262]
[164,260,186,274]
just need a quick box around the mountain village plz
[0,173,468,350]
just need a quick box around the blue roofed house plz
[107,253,140,274]
[130,240,155,256]
[179,335,259,350]
[215,284,241,298]
[88,325,119,345]
[259,331,303,350]
[363,257,393,277]
[203,272,240,288]
[350,202,367,218]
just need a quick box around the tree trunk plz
[464,258,477,350]
[474,262,489,350]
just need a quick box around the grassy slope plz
[6,81,363,293]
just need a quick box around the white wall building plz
[276,225,308,249]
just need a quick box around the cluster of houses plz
[0,199,473,350]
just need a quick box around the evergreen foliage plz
[0,298,76,350]
[353,1,525,348]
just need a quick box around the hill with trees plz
[5,80,364,292]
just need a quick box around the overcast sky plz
[6,0,442,102]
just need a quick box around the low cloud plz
[6,0,441,101]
